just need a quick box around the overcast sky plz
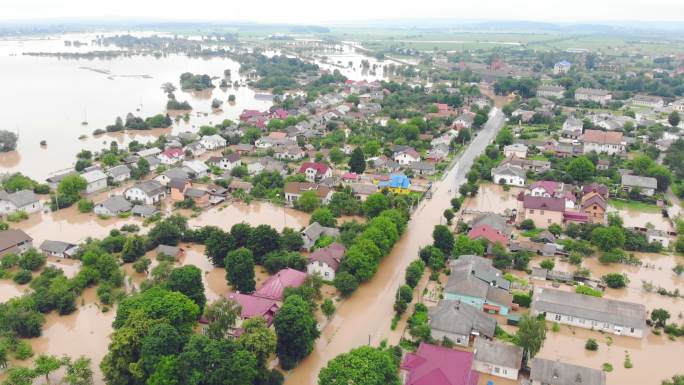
[3,0,684,24]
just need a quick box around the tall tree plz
[238,317,277,366]
[566,156,595,183]
[274,295,319,369]
[33,354,63,384]
[165,265,207,311]
[432,225,454,256]
[225,248,256,292]
[205,228,235,267]
[63,357,93,385]
[203,298,240,339]
[348,147,366,174]
[247,225,281,263]
[318,346,400,385]
[516,314,547,363]
[669,111,680,127]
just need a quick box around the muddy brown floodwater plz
[526,252,684,385]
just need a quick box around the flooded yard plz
[461,183,523,220]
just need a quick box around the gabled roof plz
[132,180,165,196]
[379,174,411,189]
[473,338,523,370]
[582,183,609,198]
[401,343,478,385]
[254,268,308,301]
[298,162,329,175]
[583,129,623,145]
[40,240,77,254]
[308,243,345,271]
[467,225,508,246]
[81,169,107,183]
[429,300,497,339]
[522,195,565,212]
[530,358,606,385]
[226,292,279,325]
[97,195,133,213]
[532,288,646,329]
[160,147,184,158]
[491,163,526,179]
[581,192,607,210]
[0,229,32,252]
[0,190,39,207]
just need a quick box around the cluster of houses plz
[402,250,627,385]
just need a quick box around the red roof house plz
[467,225,509,246]
[239,109,265,121]
[226,292,280,326]
[254,268,308,301]
[401,343,479,385]
[298,162,332,182]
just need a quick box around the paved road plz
[283,108,506,385]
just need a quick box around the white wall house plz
[81,170,108,194]
[125,180,166,205]
[0,190,42,216]
[394,150,420,165]
[531,288,646,338]
[199,134,227,150]
[473,339,523,381]
[491,164,526,187]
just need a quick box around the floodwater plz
[0,280,28,302]
[462,183,523,218]
[539,325,684,385]
[608,205,673,233]
[0,31,272,180]
[540,252,684,317]
[188,201,310,232]
[282,109,505,384]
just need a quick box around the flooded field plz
[461,183,523,220]
[539,326,684,385]
[188,201,310,232]
[608,205,673,233]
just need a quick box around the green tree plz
[112,286,200,330]
[225,248,256,292]
[566,156,595,183]
[601,273,628,288]
[432,225,454,255]
[362,193,389,218]
[280,227,304,251]
[443,209,454,225]
[310,207,337,227]
[77,198,94,213]
[318,346,400,385]
[121,235,146,263]
[33,354,63,384]
[651,308,670,327]
[333,271,359,297]
[321,299,336,319]
[247,225,281,263]
[540,259,555,270]
[295,190,321,212]
[274,295,320,369]
[591,226,625,251]
[348,147,366,174]
[17,249,46,271]
[453,234,485,256]
[203,298,240,340]
[516,314,547,362]
[238,317,277,366]
[62,356,93,385]
[3,366,36,385]
[166,265,207,311]
[204,227,234,267]
[495,128,514,146]
[669,111,680,127]
[405,260,425,288]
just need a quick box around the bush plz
[6,210,28,222]
[12,269,32,285]
[585,338,599,351]
[513,291,532,308]
[77,198,94,213]
[540,259,555,270]
[334,272,359,297]
[405,260,425,288]
[18,249,46,271]
[14,341,34,360]
[520,219,535,230]
[602,273,628,288]
[576,285,603,297]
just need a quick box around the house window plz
[554,314,561,321]
[630,328,635,333]
[530,209,535,214]
[540,210,545,215]
[494,367,500,374]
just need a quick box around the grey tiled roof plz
[532,288,646,329]
[429,300,496,339]
[474,338,523,369]
[530,358,605,385]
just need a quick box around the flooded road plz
[283,108,506,384]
